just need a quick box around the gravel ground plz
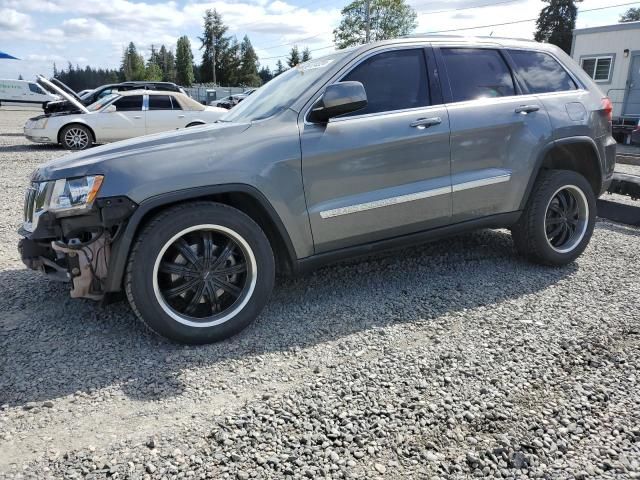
[1,108,639,479]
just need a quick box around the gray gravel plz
[1,108,639,479]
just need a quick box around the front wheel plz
[60,124,92,150]
[125,202,275,344]
[512,169,596,266]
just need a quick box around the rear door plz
[146,95,185,134]
[98,94,145,141]
[301,46,452,253]
[436,46,553,221]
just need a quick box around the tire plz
[60,124,92,150]
[512,169,596,266]
[125,202,275,344]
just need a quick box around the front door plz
[301,47,452,253]
[623,54,640,116]
[97,94,145,141]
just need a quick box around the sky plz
[0,0,637,82]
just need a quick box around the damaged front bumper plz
[18,196,137,300]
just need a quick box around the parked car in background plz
[0,79,59,108]
[209,89,257,109]
[44,79,186,114]
[77,89,93,97]
[25,77,226,149]
[19,36,615,344]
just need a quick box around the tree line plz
[53,9,312,92]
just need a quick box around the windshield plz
[87,93,119,112]
[223,51,347,123]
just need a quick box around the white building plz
[571,21,640,138]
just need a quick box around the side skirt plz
[294,211,522,274]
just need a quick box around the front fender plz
[103,184,298,292]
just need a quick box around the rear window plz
[508,50,577,93]
[441,48,515,102]
[113,95,143,111]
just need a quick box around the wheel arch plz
[104,184,298,293]
[520,136,603,210]
[57,121,96,145]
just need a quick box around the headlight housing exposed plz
[49,175,104,214]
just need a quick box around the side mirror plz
[105,105,117,113]
[309,81,367,123]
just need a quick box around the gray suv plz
[19,36,616,344]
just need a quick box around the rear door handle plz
[410,117,442,129]
[133,115,142,119]
[178,115,185,118]
[515,105,540,114]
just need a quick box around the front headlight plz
[48,175,104,214]
[27,118,48,129]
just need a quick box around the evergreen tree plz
[620,7,640,22]
[199,9,231,84]
[274,59,286,76]
[18,74,23,80]
[220,36,241,85]
[121,42,146,80]
[301,47,311,62]
[258,66,273,84]
[534,0,581,54]
[333,0,417,49]
[145,63,163,81]
[238,35,261,86]
[287,45,301,67]
[176,36,195,86]
[158,45,177,82]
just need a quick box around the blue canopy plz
[0,51,19,60]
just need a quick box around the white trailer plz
[571,21,640,142]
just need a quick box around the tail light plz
[601,97,613,122]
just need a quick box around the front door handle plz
[515,105,540,114]
[410,117,442,129]
[178,114,185,118]
[133,115,142,119]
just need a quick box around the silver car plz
[19,36,616,344]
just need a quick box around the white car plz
[24,77,227,150]
[0,79,59,107]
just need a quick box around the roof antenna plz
[489,31,494,36]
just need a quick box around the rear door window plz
[508,50,577,93]
[340,48,430,116]
[113,95,143,111]
[149,95,173,110]
[441,48,515,102]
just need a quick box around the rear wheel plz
[60,124,92,150]
[125,202,275,344]
[512,169,596,265]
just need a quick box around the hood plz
[37,75,89,114]
[32,121,251,183]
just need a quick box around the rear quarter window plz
[508,50,577,93]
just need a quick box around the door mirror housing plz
[104,105,117,113]
[309,81,367,123]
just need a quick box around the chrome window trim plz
[319,172,512,219]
